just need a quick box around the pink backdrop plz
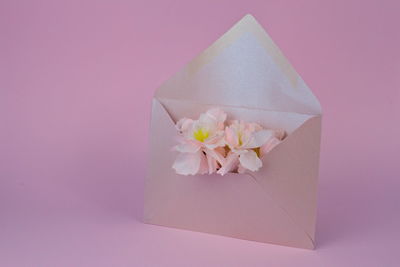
[1,0,399,266]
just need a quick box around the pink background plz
[1,0,399,266]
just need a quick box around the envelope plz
[143,14,322,249]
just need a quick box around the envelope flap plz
[155,14,321,115]
[251,115,321,242]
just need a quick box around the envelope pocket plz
[144,98,319,249]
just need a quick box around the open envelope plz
[144,14,322,249]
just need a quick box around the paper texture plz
[144,14,322,249]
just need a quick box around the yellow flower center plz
[238,132,243,146]
[193,128,209,142]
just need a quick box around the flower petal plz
[237,164,247,174]
[173,142,200,153]
[244,129,275,149]
[198,152,209,175]
[274,129,286,140]
[260,137,281,156]
[176,118,193,133]
[239,150,263,172]
[204,147,226,166]
[198,113,217,129]
[204,132,225,149]
[206,153,218,174]
[172,151,203,175]
[217,151,239,176]
[206,108,227,129]
[224,126,239,148]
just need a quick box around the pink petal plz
[245,122,262,132]
[198,152,209,175]
[237,164,247,174]
[225,127,239,148]
[214,146,227,158]
[217,152,239,176]
[260,137,281,156]
[204,148,226,166]
[172,151,203,175]
[206,154,218,174]
[274,129,286,140]
[239,150,262,172]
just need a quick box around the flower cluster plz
[172,108,285,176]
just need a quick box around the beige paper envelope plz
[144,14,322,249]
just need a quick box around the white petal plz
[239,150,262,172]
[206,108,227,128]
[176,118,193,133]
[204,133,225,149]
[198,113,217,128]
[244,130,275,149]
[173,142,200,153]
[172,151,203,175]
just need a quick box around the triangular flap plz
[251,116,321,242]
[156,14,321,115]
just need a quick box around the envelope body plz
[144,15,322,249]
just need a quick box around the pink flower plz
[172,108,227,175]
[217,120,285,175]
